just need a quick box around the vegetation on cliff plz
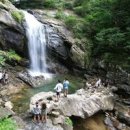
[11,10,24,23]
[0,50,22,66]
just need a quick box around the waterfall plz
[23,11,49,77]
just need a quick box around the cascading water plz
[23,11,50,77]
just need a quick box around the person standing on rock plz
[63,78,70,97]
[41,102,47,123]
[32,102,41,123]
[54,80,63,101]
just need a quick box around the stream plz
[10,74,83,114]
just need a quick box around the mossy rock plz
[11,10,24,23]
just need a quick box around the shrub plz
[0,50,22,66]
[73,6,86,16]
[0,56,6,66]
[65,15,85,38]
[55,11,65,19]
[65,117,73,126]
[0,118,17,130]
[43,0,57,8]
[64,1,73,9]
[6,50,22,62]
[64,15,77,29]
[11,11,24,23]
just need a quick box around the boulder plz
[18,71,47,87]
[0,107,14,119]
[52,115,65,125]
[30,88,114,118]
[4,101,13,109]
[0,84,23,96]
[24,119,63,130]
[63,123,73,130]
[51,111,60,117]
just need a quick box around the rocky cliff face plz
[33,9,86,70]
[0,0,26,55]
[0,1,86,71]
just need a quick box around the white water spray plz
[23,11,51,78]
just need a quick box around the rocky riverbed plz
[0,67,130,130]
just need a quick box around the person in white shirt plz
[32,102,41,123]
[54,80,63,101]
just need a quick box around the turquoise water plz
[11,74,83,114]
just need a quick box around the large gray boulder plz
[0,107,14,119]
[30,88,114,118]
[29,87,114,130]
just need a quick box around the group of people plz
[32,102,47,123]
[86,77,111,90]
[32,78,70,123]
[54,78,70,101]
[0,70,8,84]
[86,78,102,89]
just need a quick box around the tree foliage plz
[73,0,130,70]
